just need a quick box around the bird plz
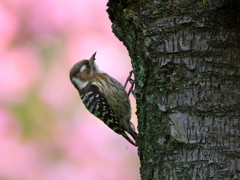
[69,52,138,146]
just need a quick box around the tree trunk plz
[107,0,240,179]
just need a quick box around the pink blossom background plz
[0,0,140,179]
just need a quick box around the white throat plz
[72,77,88,89]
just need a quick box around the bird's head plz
[70,52,99,90]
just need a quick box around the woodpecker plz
[70,52,138,146]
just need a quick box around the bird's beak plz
[89,52,96,66]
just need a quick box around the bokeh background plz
[0,0,140,179]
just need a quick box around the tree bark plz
[107,0,240,179]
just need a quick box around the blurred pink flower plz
[0,4,18,49]
[0,108,42,180]
[0,47,41,104]
[6,0,110,37]
[39,60,74,112]
[0,108,21,137]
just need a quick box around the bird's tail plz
[122,133,137,146]
[123,122,138,146]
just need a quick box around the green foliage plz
[12,91,55,140]
[202,0,208,8]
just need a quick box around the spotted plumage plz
[80,84,119,129]
[70,52,138,146]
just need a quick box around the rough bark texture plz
[107,0,240,179]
